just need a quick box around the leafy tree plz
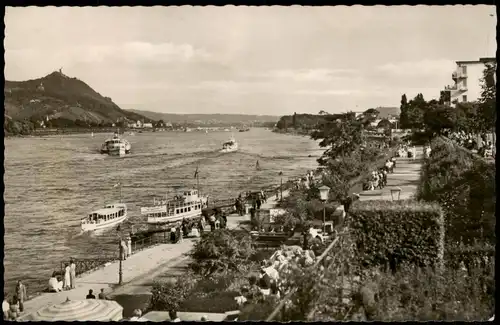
[310,112,364,164]
[377,119,392,130]
[399,94,409,128]
[406,93,427,129]
[189,229,255,277]
[477,63,496,135]
[422,102,457,136]
[149,274,197,313]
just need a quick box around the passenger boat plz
[100,132,131,156]
[141,189,208,224]
[81,203,128,231]
[220,137,238,153]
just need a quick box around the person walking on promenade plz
[3,293,9,320]
[15,280,27,313]
[98,288,106,300]
[70,259,76,289]
[86,289,96,299]
[170,226,176,243]
[63,263,71,291]
[176,226,183,243]
[198,219,204,236]
[8,296,20,320]
[256,196,262,210]
[119,239,127,261]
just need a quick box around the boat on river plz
[100,132,131,156]
[81,203,128,231]
[141,189,208,224]
[220,137,238,153]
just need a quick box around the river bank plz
[4,128,320,294]
[18,187,291,319]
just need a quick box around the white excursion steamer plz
[81,203,128,231]
[101,132,131,157]
[220,137,238,153]
[141,189,208,225]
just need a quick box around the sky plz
[5,5,497,116]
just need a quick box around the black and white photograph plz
[3,5,496,322]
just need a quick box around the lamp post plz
[279,171,283,202]
[118,237,123,285]
[319,185,330,233]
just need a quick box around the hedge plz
[417,136,495,245]
[179,291,240,313]
[348,200,444,271]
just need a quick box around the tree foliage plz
[310,112,365,163]
[149,274,197,313]
[188,229,255,276]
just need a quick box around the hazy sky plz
[5,6,496,115]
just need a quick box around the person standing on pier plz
[70,259,76,289]
[15,280,27,313]
[3,293,9,320]
[63,264,71,291]
[170,226,176,243]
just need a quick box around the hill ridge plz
[4,71,153,135]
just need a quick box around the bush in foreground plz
[188,229,255,276]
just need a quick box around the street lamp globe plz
[319,185,330,201]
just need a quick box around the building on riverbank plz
[442,57,496,106]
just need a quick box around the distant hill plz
[375,106,400,119]
[127,109,279,127]
[4,71,153,135]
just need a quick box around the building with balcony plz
[441,57,496,106]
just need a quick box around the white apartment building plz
[442,57,496,106]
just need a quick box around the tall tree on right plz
[399,94,409,129]
[477,62,497,136]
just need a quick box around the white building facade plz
[442,57,496,106]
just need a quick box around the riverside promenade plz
[358,146,423,201]
[21,189,289,317]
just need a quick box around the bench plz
[253,233,290,250]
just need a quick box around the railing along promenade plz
[266,229,348,321]
[265,145,399,321]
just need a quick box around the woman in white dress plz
[63,264,71,291]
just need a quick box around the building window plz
[462,95,467,102]
[462,66,467,74]
[463,78,467,87]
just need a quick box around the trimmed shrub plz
[417,136,495,245]
[348,200,445,270]
[179,291,240,313]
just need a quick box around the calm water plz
[4,128,322,294]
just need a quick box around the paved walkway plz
[358,147,423,201]
[20,210,259,317]
[20,182,295,318]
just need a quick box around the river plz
[3,128,322,294]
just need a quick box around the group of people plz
[397,144,417,159]
[448,131,495,158]
[3,281,27,321]
[169,218,194,244]
[363,157,395,191]
[85,288,107,300]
